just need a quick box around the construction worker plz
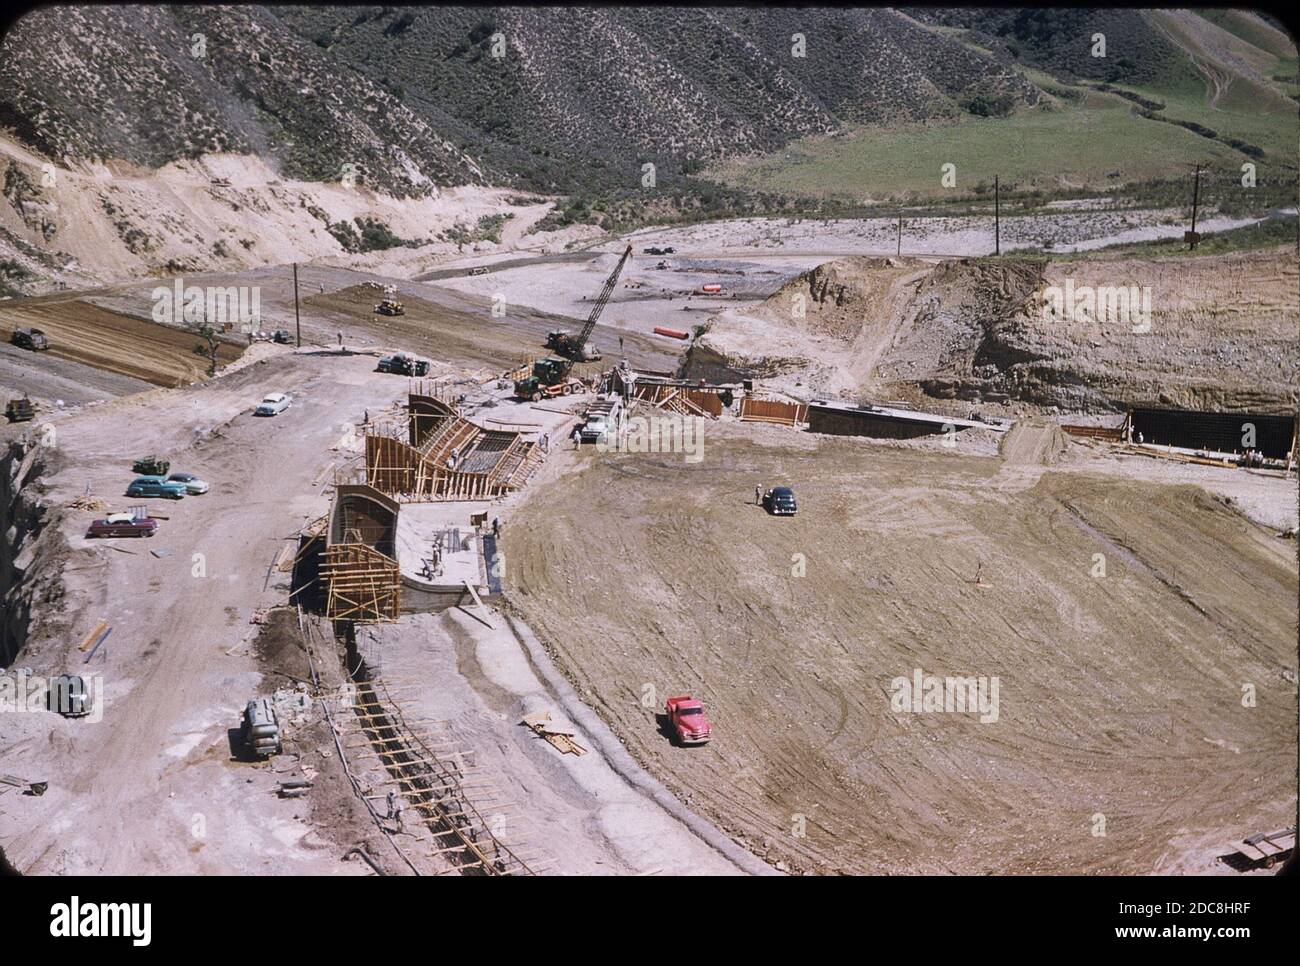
[572,425,581,449]
[492,517,501,538]
[755,484,763,505]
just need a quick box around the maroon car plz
[86,513,158,538]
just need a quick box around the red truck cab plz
[665,695,712,745]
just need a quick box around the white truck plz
[580,396,623,444]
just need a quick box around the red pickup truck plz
[665,695,712,745]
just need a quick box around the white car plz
[254,392,292,416]
[166,472,210,495]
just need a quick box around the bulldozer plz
[374,298,405,316]
[5,397,35,423]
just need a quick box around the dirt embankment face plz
[0,434,61,668]
[0,298,242,387]
[687,248,1299,415]
[503,430,1298,874]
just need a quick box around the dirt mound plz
[688,248,1299,415]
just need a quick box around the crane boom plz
[574,244,633,354]
[546,245,633,362]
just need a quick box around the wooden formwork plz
[633,383,721,418]
[328,679,543,875]
[739,397,808,425]
[362,392,544,502]
[321,544,401,622]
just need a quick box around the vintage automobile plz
[254,392,292,416]
[665,694,713,745]
[762,485,798,516]
[85,513,159,538]
[166,472,210,495]
[125,475,187,499]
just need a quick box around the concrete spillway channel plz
[308,617,539,875]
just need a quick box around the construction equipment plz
[545,244,632,363]
[579,396,622,444]
[374,298,405,316]
[0,773,47,797]
[1225,827,1295,870]
[242,697,283,758]
[513,356,584,401]
[10,327,49,351]
[376,352,430,377]
[5,397,35,422]
[132,455,170,476]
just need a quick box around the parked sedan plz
[86,513,159,538]
[166,472,210,495]
[255,392,292,416]
[762,485,798,516]
[125,475,187,499]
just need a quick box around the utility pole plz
[292,262,302,348]
[1187,164,1202,250]
[993,175,1000,256]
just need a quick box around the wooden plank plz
[78,619,110,652]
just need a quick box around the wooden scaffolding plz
[362,393,545,503]
[321,544,401,622]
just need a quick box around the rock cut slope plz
[686,248,1300,414]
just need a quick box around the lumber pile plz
[521,711,587,756]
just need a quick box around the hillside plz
[0,7,1295,289]
[685,247,1300,414]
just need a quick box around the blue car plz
[126,475,187,499]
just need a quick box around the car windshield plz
[679,707,702,715]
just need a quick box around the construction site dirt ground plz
[502,421,1298,875]
[0,349,763,875]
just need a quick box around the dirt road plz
[503,424,1297,874]
[0,351,401,874]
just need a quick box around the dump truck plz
[242,698,282,758]
[580,397,622,444]
[5,397,35,422]
[513,357,584,401]
[376,352,430,377]
[10,327,49,351]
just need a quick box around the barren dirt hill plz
[686,247,1300,414]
